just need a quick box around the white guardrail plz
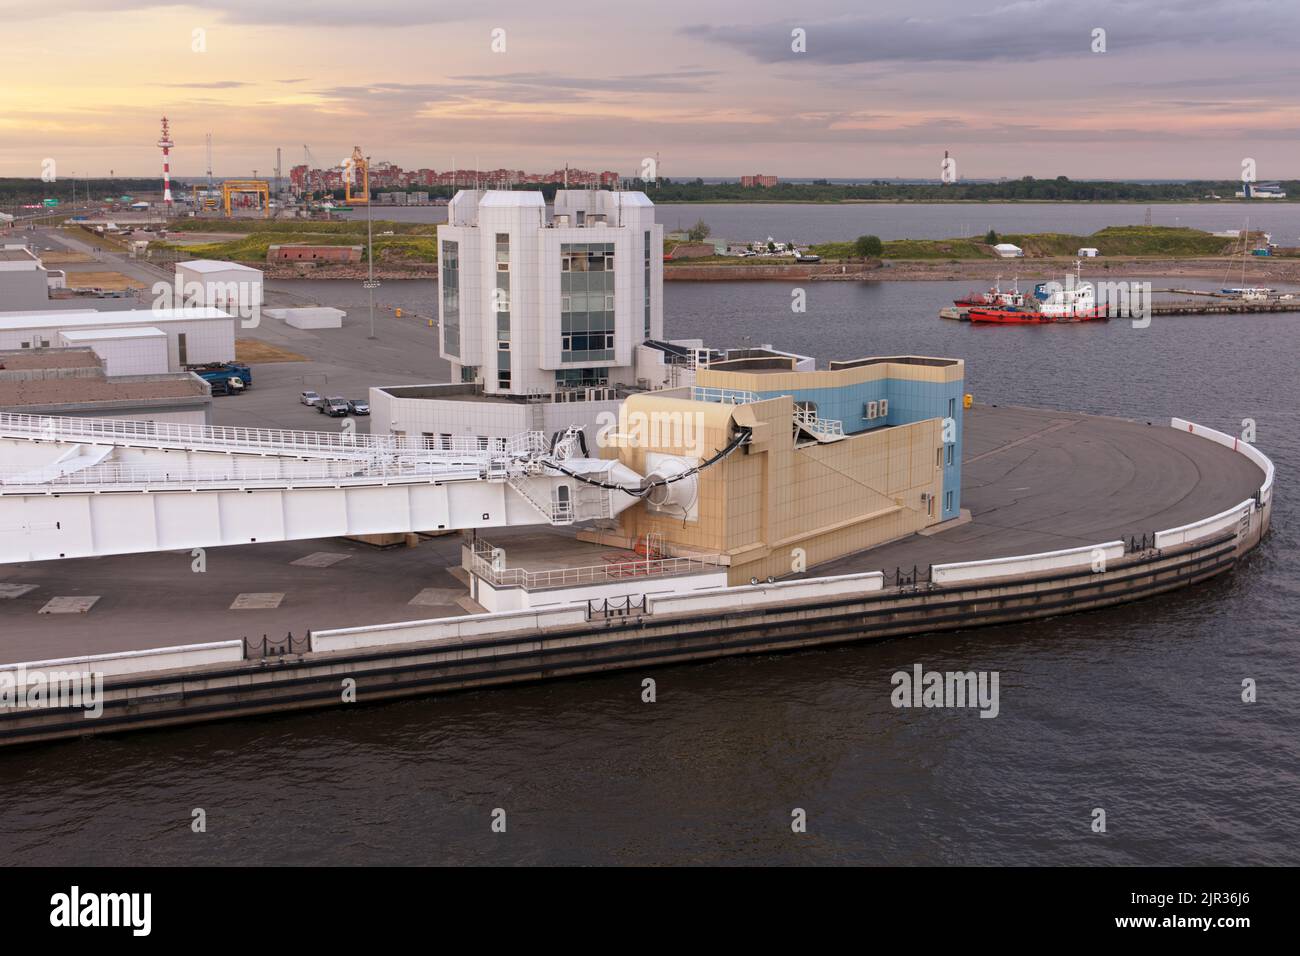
[313,606,589,653]
[1171,418,1274,505]
[0,641,243,680]
[931,541,1126,587]
[468,541,722,590]
[646,570,883,616]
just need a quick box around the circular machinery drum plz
[644,455,700,516]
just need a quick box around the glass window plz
[440,240,460,356]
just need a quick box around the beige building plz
[594,354,966,585]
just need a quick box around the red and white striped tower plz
[157,116,175,209]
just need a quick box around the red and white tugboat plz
[954,276,1026,308]
[968,262,1108,323]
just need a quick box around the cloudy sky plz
[1,0,1297,180]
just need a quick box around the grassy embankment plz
[814,226,1240,260]
[159,218,439,264]
[158,222,1271,269]
[665,226,1256,266]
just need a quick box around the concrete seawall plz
[0,417,1272,746]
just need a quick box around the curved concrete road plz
[0,404,1268,664]
[816,404,1266,576]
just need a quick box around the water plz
[338,200,1300,244]
[4,269,1299,866]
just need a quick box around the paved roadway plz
[817,404,1264,575]
[0,405,1266,665]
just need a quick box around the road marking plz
[409,587,465,607]
[39,595,100,614]
[963,419,1078,466]
[230,592,285,610]
[290,552,352,568]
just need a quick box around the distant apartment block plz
[740,174,779,188]
[290,163,620,195]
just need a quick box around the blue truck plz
[188,363,252,396]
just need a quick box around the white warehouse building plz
[175,260,263,311]
[0,244,52,309]
[57,327,170,377]
[0,307,236,372]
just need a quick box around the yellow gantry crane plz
[345,146,369,204]
[221,180,270,217]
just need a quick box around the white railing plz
[0,457,492,490]
[690,386,759,405]
[795,410,845,438]
[1171,418,1274,506]
[0,411,549,463]
[469,541,721,590]
[505,474,570,525]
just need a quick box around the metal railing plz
[0,456,492,489]
[243,631,311,660]
[587,595,647,620]
[690,386,759,405]
[0,411,548,463]
[505,473,572,524]
[794,409,845,438]
[468,540,721,590]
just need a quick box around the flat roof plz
[177,260,262,274]
[0,347,102,371]
[59,326,167,341]
[0,307,232,332]
[479,191,545,208]
[0,376,206,407]
[829,356,962,370]
[0,249,38,262]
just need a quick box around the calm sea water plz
[3,262,1298,866]
[341,200,1300,244]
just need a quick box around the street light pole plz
[364,155,378,340]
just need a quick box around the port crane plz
[345,146,369,204]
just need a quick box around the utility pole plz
[363,154,378,339]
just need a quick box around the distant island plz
[121,219,1298,285]
[638,177,1296,204]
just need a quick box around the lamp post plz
[363,154,379,340]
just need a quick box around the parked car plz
[300,390,322,406]
[319,396,350,417]
[348,399,370,416]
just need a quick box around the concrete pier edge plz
[0,417,1273,746]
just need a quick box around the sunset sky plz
[2,0,1297,181]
